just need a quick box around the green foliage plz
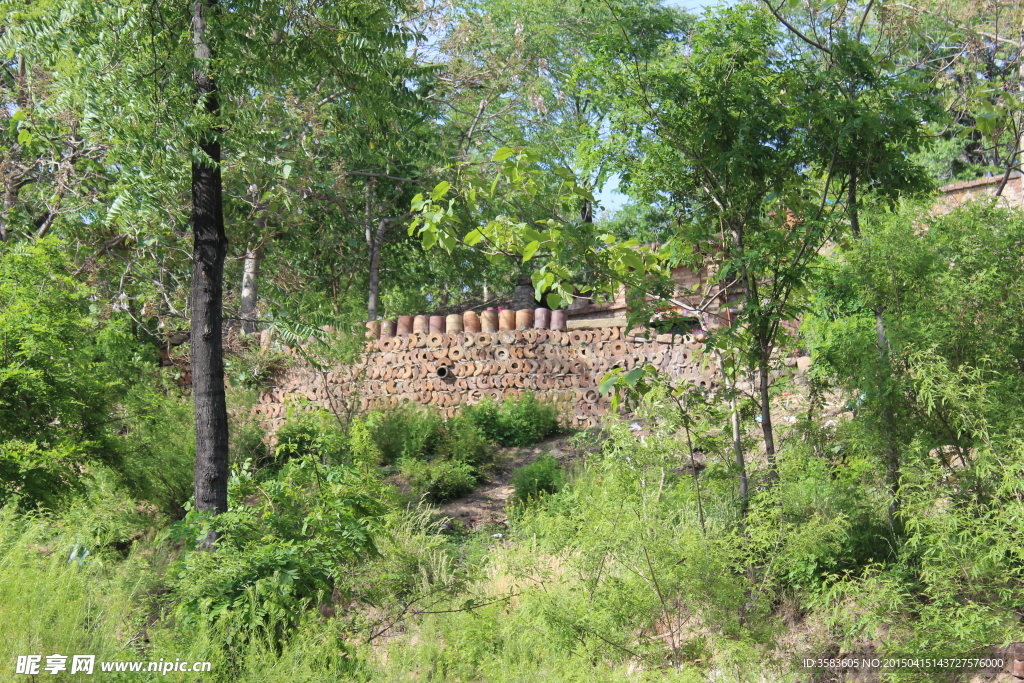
[0,239,150,508]
[116,384,196,517]
[223,345,292,391]
[0,504,157,674]
[424,416,491,466]
[272,408,348,471]
[169,457,387,649]
[399,458,478,502]
[806,201,1024,453]
[5,0,1024,679]
[367,404,444,466]
[463,393,560,447]
[510,454,564,505]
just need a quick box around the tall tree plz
[5,0,418,524]
[189,0,230,526]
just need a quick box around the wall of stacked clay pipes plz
[251,307,721,431]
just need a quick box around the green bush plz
[423,416,491,466]
[169,456,388,649]
[400,458,478,502]
[0,238,151,509]
[368,404,443,465]
[510,454,564,505]
[365,405,492,466]
[463,393,560,447]
[117,385,196,517]
[271,407,348,472]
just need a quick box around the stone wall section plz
[253,327,719,430]
[936,173,1024,213]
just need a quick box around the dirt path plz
[437,434,577,527]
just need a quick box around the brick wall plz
[253,327,719,430]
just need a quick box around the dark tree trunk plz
[512,276,536,311]
[190,0,230,538]
[758,350,777,474]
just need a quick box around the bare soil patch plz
[437,433,581,527]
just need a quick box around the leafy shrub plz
[463,393,560,447]
[116,382,196,517]
[400,458,478,502]
[223,345,292,391]
[169,457,387,649]
[0,239,149,508]
[423,416,491,466]
[346,416,383,468]
[271,407,347,472]
[368,404,443,465]
[510,454,564,505]
[364,406,492,466]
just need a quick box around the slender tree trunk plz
[757,348,777,475]
[712,325,748,514]
[0,189,12,242]
[722,357,748,514]
[190,0,230,540]
[240,242,263,336]
[739,250,778,479]
[874,304,902,534]
[367,218,388,320]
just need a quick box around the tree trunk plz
[240,242,264,335]
[848,167,860,238]
[706,331,749,514]
[757,349,777,476]
[512,276,536,311]
[738,246,778,479]
[874,304,902,534]
[0,56,28,243]
[367,218,387,320]
[715,349,748,515]
[190,0,230,541]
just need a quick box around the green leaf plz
[464,228,485,246]
[619,252,644,272]
[522,227,544,243]
[545,292,562,309]
[281,163,292,179]
[572,186,594,202]
[598,371,620,395]
[431,181,451,201]
[521,240,540,262]
[492,147,515,162]
[623,367,645,387]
